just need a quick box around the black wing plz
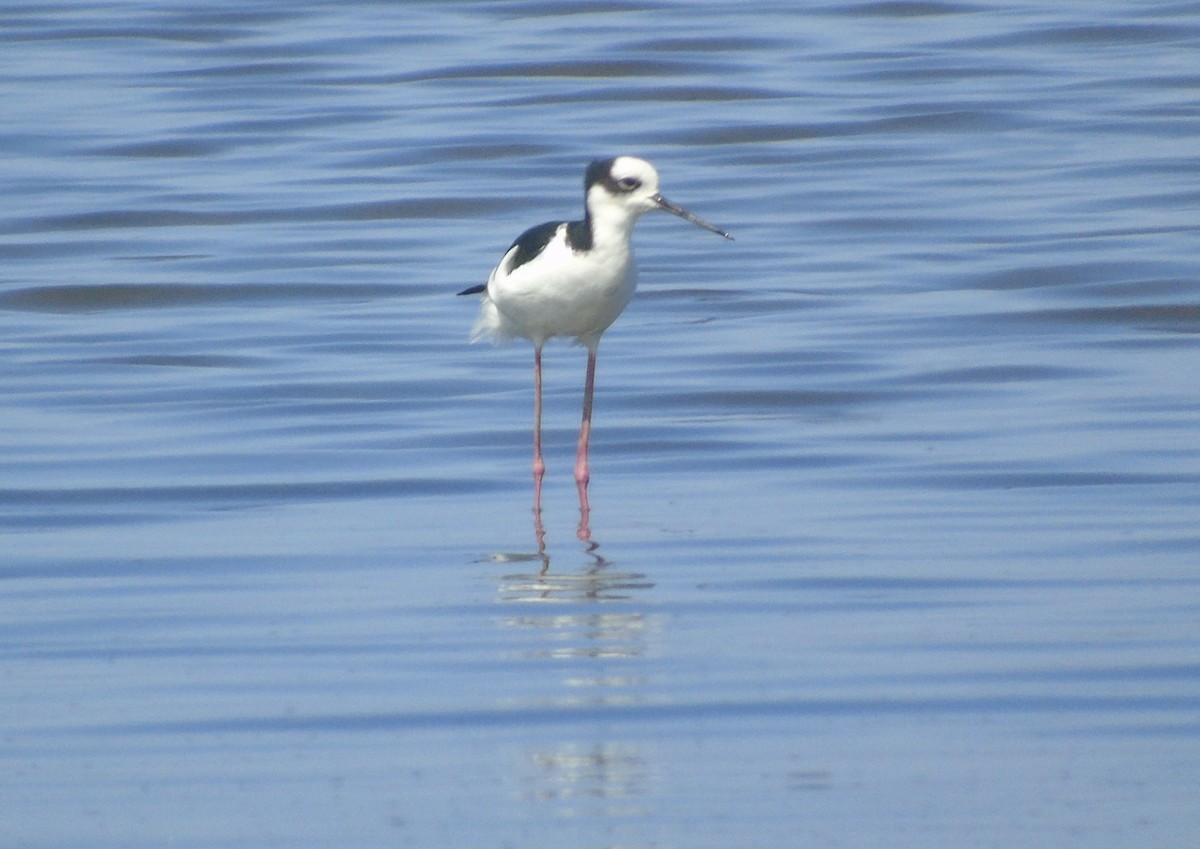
[458,220,569,297]
[507,220,565,272]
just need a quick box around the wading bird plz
[459,156,731,534]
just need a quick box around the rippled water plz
[3,2,1199,847]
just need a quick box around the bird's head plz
[585,156,732,239]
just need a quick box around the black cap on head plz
[585,158,616,190]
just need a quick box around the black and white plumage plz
[458,155,731,524]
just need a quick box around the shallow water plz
[3,2,1199,847]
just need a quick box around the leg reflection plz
[533,494,548,574]
[576,478,592,546]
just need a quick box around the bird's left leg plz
[574,347,597,535]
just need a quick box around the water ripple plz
[4,2,1199,847]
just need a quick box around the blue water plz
[3,2,1198,847]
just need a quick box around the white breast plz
[478,226,637,348]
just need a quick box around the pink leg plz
[575,348,597,537]
[532,346,546,517]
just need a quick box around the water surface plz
[3,2,1198,847]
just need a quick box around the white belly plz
[484,236,637,347]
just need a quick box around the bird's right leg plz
[532,345,546,522]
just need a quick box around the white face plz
[586,156,732,239]
[591,156,663,216]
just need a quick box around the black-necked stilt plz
[459,155,731,528]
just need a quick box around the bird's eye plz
[617,176,641,191]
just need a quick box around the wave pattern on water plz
[3,2,1199,848]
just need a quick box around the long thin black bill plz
[653,194,734,240]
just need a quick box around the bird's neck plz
[584,206,639,251]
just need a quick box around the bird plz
[458,155,731,526]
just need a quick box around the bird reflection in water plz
[493,495,660,829]
[519,742,649,818]
[494,500,652,605]
[534,474,597,568]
